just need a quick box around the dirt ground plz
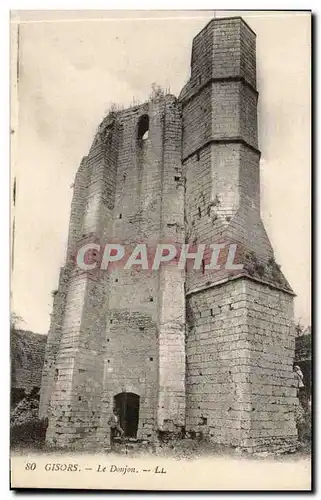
[12,437,311,463]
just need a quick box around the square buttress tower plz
[180,17,298,453]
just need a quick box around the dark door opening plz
[114,392,140,438]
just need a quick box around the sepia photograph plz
[10,9,311,490]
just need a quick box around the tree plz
[149,83,165,101]
[10,312,25,388]
[295,321,304,337]
[11,312,24,330]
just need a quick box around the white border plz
[2,3,316,499]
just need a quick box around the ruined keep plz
[39,17,298,453]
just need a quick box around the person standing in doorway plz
[108,408,124,449]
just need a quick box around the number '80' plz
[25,463,36,470]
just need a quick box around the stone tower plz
[40,16,298,453]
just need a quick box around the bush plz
[10,394,48,448]
[295,403,311,443]
[10,396,39,426]
[11,417,48,448]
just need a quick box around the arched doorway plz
[114,392,140,438]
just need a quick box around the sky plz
[11,10,311,334]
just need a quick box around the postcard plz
[10,9,311,491]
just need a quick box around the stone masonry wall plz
[157,97,185,433]
[243,280,298,452]
[186,279,249,446]
[43,113,119,447]
[186,277,297,453]
[98,101,163,442]
[39,265,71,418]
[100,96,185,440]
